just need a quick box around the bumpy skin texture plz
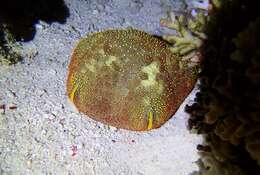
[67,29,196,131]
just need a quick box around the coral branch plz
[160,11,207,67]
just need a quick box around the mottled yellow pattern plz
[147,110,154,130]
[70,83,78,102]
[67,29,196,131]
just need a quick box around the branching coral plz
[67,29,197,131]
[160,10,207,67]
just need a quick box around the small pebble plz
[92,9,99,15]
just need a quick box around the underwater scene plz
[0,0,259,174]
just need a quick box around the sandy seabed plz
[0,0,203,174]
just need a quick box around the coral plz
[160,10,208,67]
[190,133,247,175]
[184,0,260,174]
[67,29,197,131]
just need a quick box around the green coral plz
[181,0,260,174]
